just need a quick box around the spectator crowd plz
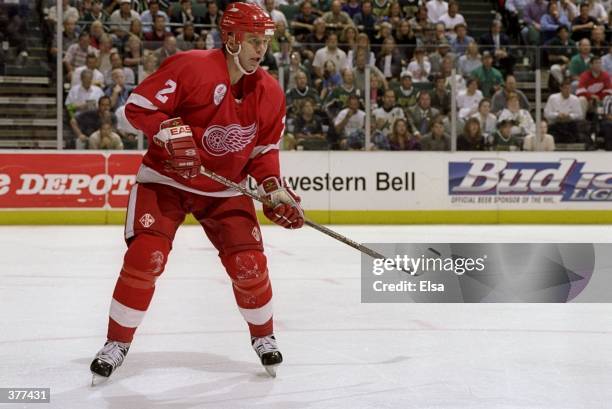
[31,0,612,150]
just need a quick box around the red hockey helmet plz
[220,2,275,44]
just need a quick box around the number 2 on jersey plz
[155,80,177,104]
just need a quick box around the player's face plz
[240,32,271,71]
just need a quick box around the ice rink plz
[1,225,611,409]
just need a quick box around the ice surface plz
[0,225,611,409]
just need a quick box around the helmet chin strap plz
[225,42,258,76]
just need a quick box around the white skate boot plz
[90,341,130,385]
[252,334,283,377]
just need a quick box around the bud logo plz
[449,159,612,201]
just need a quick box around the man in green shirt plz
[492,118,521,151]
[568,38,593,81]
[471,51,504,98]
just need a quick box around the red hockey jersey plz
[125,49,286,196]
[576,70,612,101]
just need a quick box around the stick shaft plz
[200,166,388,260]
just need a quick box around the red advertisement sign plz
[0,153,143,209]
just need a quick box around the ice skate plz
[252,335,283,377]
[90,341,130,385]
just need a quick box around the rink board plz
[0,151,611,224]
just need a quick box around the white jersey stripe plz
[124,184,138,240]
[238,299,273,325]
[126,93,159,111]
[109,298,146,328]
[249,142,280,159]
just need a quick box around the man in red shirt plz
[90,2,303,381]
[576,55,612,116]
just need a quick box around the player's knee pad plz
[222,250,269,295]
[120,233,171,289]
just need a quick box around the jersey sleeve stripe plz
[126,93,159,111]
[249,142,280,159]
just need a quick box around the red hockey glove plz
[258,177,304,229]
[153,118,201,179]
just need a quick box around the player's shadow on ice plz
[68,351,311,409]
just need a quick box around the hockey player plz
[90,2,304,381]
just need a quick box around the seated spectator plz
[312,32,348,79]
[590,25,608,57]
[372,89,408,138]
[105,68,133,112]
[451,23,474,57]
[324,68,361,115]
[471,98,497,137]
[603,44,612,75]
[569,39,593,83]
[352,0,377,40]
[293,100,328,150]
[89,20,106,49]
[281,51,308,90]
[498,92,536,138]
[426,0,448,24]
[66,69,105,116]
[479,19,514,75]
[64,31,99,80]
[458,117,485,150]
[205,27,222,50]
[428,22,450,47]
[404,47,431,83]
[576,55,612,115]
[504,0,530,42]
[128,18,143,40]
[48,0,80,25]
[49,17,79,59]
[82,1,108,29]
[71,53,104,87]
[286,70,321,119]
[421,115,450,150]
[369,73,387,108]
[599,94,612,150]
[393,72,418,113]
[430,75,451,114]
[372,21,394,47]
[429,40,455,77]
[339,19,357,54]
[200,1,222,37]
[389,118,420,150]
[292,0,317,41]
[572,3,597,41]
[140,0,169,33]
[323,0,355,32]
[587,0,607,25]
[123,35,143,72]
[457,41,482,78]
[334,94,366,149]
[491,118,521,151]
[370,119,391,150]
[144,14,172,49]
[408,91,441,136]
[375,37,403,80]
[353,48,386,94]
[342,0,362,19]
[544,78,584,135]
[71,95,116,144]
[89,117,124,149]
[105,51,135,85]
[540,2,570,45]
[108,0,140,38]
[457,78,483,120]
[347,33,376,69]
[302,19,328,63]
[491,74,530,114]
[97,34,117,76]
[177,22,199,51]
[438,0,465,38]
[523,120,556,151]
[170,0,198,35]
[153,35,179,65]
[394,20,417,62]
[320,60,343,101]
[547,25,577,87]
[441,54,466,90]
[521,0,548,45]
[141,52,160,80]
[471,51,503,98]
[272,34,292,67]
[372,0,391,18]
[263,0,288,27]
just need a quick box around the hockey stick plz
[199,166,408,268]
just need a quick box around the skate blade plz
[264,364,279,378]
[91,373,110,387]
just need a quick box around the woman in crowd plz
[389,118,421,150]
[457,117,486,150]
[470,98,497,137]
[497,92,536,138]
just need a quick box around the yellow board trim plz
[1,210,612,225]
